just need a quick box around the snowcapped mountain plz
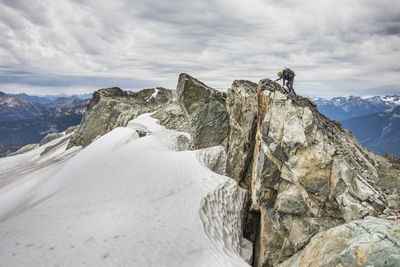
[311,94,400,155]
[341,106,400,156]
[312,95,399,121]
[0,91,90,122]
[11,93,93,104]
[0,91,50,121]
[0,114,250,267]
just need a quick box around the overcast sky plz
[0,0,399,97]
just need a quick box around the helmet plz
[278,71,282,76]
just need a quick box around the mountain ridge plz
[312,94,399,121]
[1,74,399,266]
[342,105,400,156]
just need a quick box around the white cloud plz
[0,0,399,97]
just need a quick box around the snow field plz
[0,114,250,267]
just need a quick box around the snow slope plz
[0,114,250,267]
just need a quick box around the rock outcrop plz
[151,99,190,133]
[177,73,229,149]
[279,217,400,267]
[67,87,173,149]
[242,79,398,266]
[130,87,174,106]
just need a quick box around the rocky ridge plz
[248,79,396,266]
[158,74,400,266]
[63,74,400,266]
[67,87,174,149]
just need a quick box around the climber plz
[275,68,296,94]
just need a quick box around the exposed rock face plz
[130,87,174,106]
[67,87,173,149]
[151,99,190,133]
[226,80,258,189]
[279,217,400,267]
[177,73,229,149]
[249,79,391,266]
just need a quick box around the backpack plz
[283,68,295,80]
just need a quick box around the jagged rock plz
[39,132,64,146]
[67,87,173,149]
[247,79,394,266]
[151,98,190,133]
[279,217,400,267]
[226,80,258,189]
[177,73,229,150]
[130,87,174,106]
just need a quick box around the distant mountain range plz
[312,95,400,156]
[312,95,400,121]
[341,106,400,156]
[11,92,92,104]
[0,91,50,121]
[0,91,90,156]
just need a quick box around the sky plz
[0,0,399,97]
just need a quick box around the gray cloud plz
[0,0,399,97]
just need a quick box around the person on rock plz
[275,68,296,94]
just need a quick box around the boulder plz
[279,217,400,267]
[177,73,229,150]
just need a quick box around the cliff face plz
[248,79,390,266]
